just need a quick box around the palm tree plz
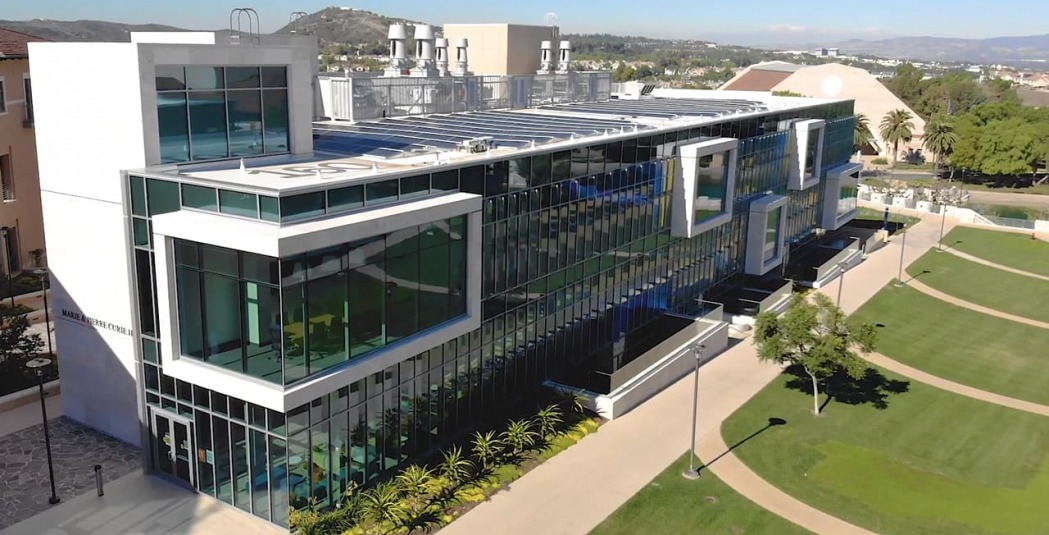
[879,109,915,168]
[854,113,874,152]
[922,116,958,179]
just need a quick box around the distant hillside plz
[274,6,432,49]
[766,33,1049,65]
[0,19,184,42]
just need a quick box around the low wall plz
[547,319,730,420]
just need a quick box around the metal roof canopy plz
[314,109,654,159]
[540,98,770,120]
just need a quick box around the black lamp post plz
[836,261,848,308]
[26,356,60,505]
[895,224,908,287]
[32,268,53,358]
[0,226,13,308]
[682,342,706,480]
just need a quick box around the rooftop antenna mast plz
[229,8,261,45]
[544,12,559,41]
[289,11,308,34]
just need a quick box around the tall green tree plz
[0,306,45,376]
[879,109,916,167]
[854,113,874,152]
[922,115,958,178]
[753,292,877,416]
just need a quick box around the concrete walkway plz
[0,472,284,535]
[942,247,1049,282]
[906,278,1049,330]
[442,215,953,535]
[863,352,1049,417]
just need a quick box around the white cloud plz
[768,24,808,32]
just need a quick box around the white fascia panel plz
[671,137,739,239]
[822,162,862,230]
[152,192,483,412]
[789,119,826,191]
[745,194,789,275]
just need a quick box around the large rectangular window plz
[838,172,859,218]
[805,132,820,178]
[155,65,290,163]
[174,242,282,383]
[764,206,781,263]
[694,151,729,223]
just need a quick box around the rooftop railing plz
[317,71,613,122]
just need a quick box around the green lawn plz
[906,251,1049,324]
[851,284,1049,405]
[589,453,812,535]
[722,369,1049,535]
[856,207,920,226]
[942,226,1049,277]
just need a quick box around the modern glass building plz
[31,31,860,529]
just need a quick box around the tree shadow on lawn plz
[784,364,911,411]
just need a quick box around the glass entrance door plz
[152,411,195,487]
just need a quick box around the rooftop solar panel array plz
[315,109,647,159]
[540,98,770,120]
[313,98,770,159]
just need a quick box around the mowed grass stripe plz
[942,226,1049,277]
[907,250,1049,324]
[851,284,1049,405]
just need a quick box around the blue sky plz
[6,0,1048,44]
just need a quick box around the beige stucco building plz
[0,27,47,273]
[721,62,926,161]
[442,23,557,75]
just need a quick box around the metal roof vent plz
[411,24,439,77]
[435,37,450,76]
[454,38,471,76]
[385,24,409,77]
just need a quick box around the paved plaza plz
[0,417,140,529]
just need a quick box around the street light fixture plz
[937,203,949,252]
[32,268,53,358]
[894,224,908,287]
[836,261,848,308]
[26,356,60,505]
[682,342,706,480]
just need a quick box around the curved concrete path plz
[905,278,1049,330]
[942,247,1049,282]
[864,352,1049,417]
[695,430,878,535]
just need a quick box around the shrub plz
[471,431,502,474]
[535,404,564,439]
[439,445,473,487]
[871,157,889,165]
[500,418,540,456]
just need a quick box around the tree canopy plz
[753,292,877,415]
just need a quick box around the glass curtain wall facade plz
[128,101,855,529]
[156,66,290,164]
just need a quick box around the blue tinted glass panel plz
[155,66,186,91]
[157,93,189,163]
[219,190,259,218]
[260,196,279,222]
[262,89,290,153]
[226,67,260,89]
[365,180,398,205]
[182,184,218,211]
[327,185,363,212]
[261,67,287,88]
[186,67,225,90]
[281,192,325,222]
[227,90,263,157]
[188,91,229,160]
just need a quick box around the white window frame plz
[789,119,826,191]
[822,162,862,230]
[745,194,788,275]
[671,137,739,239]
[151,192,484,412]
